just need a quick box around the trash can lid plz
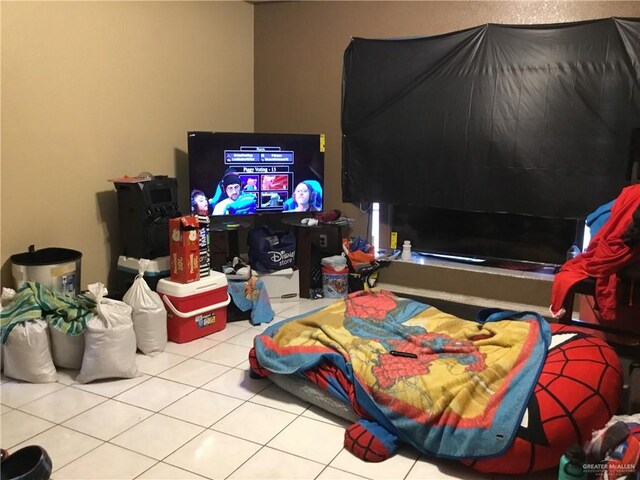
[11,246,82,266]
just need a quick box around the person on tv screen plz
[244,177,258,191]
[283,180,322,212]
[191,189,210,216]
[212,171,257,215]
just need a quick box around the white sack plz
[1,288,16,306]
[123,259,167,356]
[4,319,57,383]
[76,283,139,384]
[0,299,3,372]
[50,326,84,370]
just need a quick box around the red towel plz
[550,184,640,321]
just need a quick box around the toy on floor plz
[586,414,640,479]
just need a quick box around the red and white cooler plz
[156,272,230,343]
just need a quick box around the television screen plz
[188,132,325,217]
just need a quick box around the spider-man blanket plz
[252,290,551,459]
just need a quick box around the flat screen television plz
[188,132,325,217]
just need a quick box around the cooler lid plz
[157,271,228,297]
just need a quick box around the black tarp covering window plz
[342,18,640,218]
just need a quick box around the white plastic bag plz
[76,283,139,384]
[4,319,57,383]
[321,255,348,272]
[123,259,167,356]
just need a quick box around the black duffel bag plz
[248,226,296,272]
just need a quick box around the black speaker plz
[114,177,180,259]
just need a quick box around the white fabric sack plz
[0,299,3,372]
[50,326,84,370]
[76,283,139,384]
[4,319,57,383]
[123,259,167,356]
[1,287,16,306]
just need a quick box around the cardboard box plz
[169,216,200,284]
[256,268,300,302]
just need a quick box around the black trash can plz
[0,446,52,480]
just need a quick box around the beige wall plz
[3,1,639,294]
[254,1,640,245]
[1,1,254,289]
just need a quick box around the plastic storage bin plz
[156,272,230,343]
[322,266,349,299]
[117,255,170,294]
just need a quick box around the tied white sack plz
[77,282,140,384]
[0,287,13,372]
[4,319,57,383]
[49,326,84,370]
[123,259,167,356]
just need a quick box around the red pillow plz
[466,323,623,474]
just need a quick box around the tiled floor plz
[0,298,557,480]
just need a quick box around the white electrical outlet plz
[319,234,328,248]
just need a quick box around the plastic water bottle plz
[566,243,581,262]
[401,240,412,261]
[558,444,587,480]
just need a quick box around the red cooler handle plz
[162,294,231,318]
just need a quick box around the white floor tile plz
[205,323,248,342]
[271,301,299,316]
[0,381,65,408]
[330,445,420,480]
[163,337,219,357]
[164,430,261,479]
[53,442,156,479]
[110,413,204,460]
[277,298,335,318]
[157,358,230,387]
[19,386,106,424]
[250,320,275,332]
[235,359,251,371]
[228,446,325,480]
[13,425,102,471]
[135,351,187,376]
[226,319,255,330]
[62,399,153,440]
[201,367,270,400]
[267,416,345,464]
[0,410,54,448]
[72,374,150,398]
[137,462,208,479]
[249,382,310,414]
[211,401,296,444]
[406,456,493,479]
[225,328,260,348]
[195,342,251,367]
[160,389,243,427]
[114,377,195,411]
[316,466,369,479]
